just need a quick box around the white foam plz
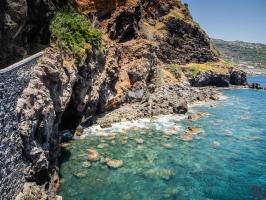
[81,114,187,138]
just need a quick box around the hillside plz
[0,1,247,199]
[212,39,266,68]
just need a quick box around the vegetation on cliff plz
[166,60,233,78]
[49,11,101,58]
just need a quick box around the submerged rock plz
[74,171,86,178]
[135,138,144,144]
[163,143,172,149]
[143,168,174,181]
[87,149,100,162]
[188,112,208,121]
[100,157,110,164]
[188,127,202,135]
[212,141,221,149]
[82,161,91,168]
[97,143,108,149]
[180,127,202,141]
[180,132,193,141]
[106,160,124,169]
[121,140,128,145]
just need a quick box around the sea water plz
[59,76,266,200]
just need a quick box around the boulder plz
[188,112,208,121]
[87,149,100,162]
[190,72,230,87]
[135,138,144,144]
[173,101,188,114]
[99,121,112,128]
[106,159,123,168]
[229,70,247,85]
[127,88,145,101]
[248,83,264,90]
[180,127,202,141]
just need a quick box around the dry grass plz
[181,60,233,76]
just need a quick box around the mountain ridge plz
[212,38,266,69]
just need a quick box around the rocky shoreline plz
[1,0,260,199]
[87,84,220,128]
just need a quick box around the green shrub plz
[166,64,183,79]
[49,11,101,58]
[188,65,203,77]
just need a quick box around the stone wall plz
[0,52,43,200]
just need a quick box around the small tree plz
[184,3,189,10]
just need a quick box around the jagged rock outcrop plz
[102,0,219,64]
[248,83,265,90]
[74,0,137,16]
[93,85,219,125]
[15,48,77,199]
[190,72,230,87]
[190,70,247,87]
[0,0,55,68]
[229,70,247,85]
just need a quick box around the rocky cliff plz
[0,0,55,68]
[0,0,244,199]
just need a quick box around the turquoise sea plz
[59,76,266,200]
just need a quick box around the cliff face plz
[105,0,219,63]
[0,0,224,199]
[0,0,55,68]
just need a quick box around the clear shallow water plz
[59,77,266,200]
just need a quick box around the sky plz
[182,0,266,44]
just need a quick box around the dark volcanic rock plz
[157,17,219,64]
[190,72,230,87]
[0,0,55,68]
[248,83,264,90]
[61,130,73,142]
[173,101,188,114]
[108,5,141,42]
[229,70,247,85]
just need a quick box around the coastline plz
[75,85,224,139]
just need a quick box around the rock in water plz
[163,143,172,149]
[61,130,73,142]
[188,112,208,121]
[106,160,123,169]
[212,141,221,149]
[180,127,202,141]
[135,138,144,144]
[229,70,247,85]
[248,83,264,90]
[190,72,230,87]
[87,149,100,161]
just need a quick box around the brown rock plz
[87,148,100,161]
[106,159,123,168]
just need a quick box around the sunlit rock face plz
[74,0,137,16]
